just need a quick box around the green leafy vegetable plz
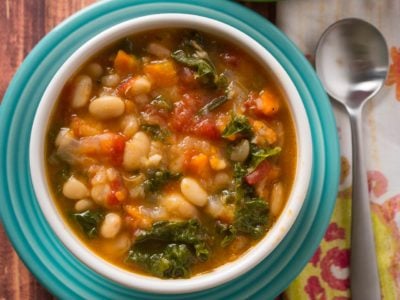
[172,49,215,79]
[234,199,269,239]
[222,114,252,139]
[140,124,170,141]
[71,210,104,239]
[233,162,248,180]
[171,40,226,88]
[134,219,210,261]
[127,244,194,278]
[216,222,237,247]
[232,163,255,200]
[249,145,281,171]
[143,169,180,193]
[150,95,172,111]
[198,95,229,115]
[231,163,270,238]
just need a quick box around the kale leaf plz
[127,244,194,278]
[233,163,256,200]
[171,39,226,88]
[233,162,248,180]
[234,198,269,239]
[134,219,210,261]
[231,163,270,239]
[249,145,281,171]
[71,210,104,239]
[222,114,252,139]
[140,124,170,141]
[216,222,237,247]
[172,50,215,80]
[143,169,180,193]
[126,220,210,278]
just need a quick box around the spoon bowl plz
[315,18,389,300]
[316,18,388,110]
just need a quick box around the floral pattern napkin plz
[275,0,400,299]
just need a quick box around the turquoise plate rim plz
[0,0,340,299]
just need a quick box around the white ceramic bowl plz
[30,14,312,294]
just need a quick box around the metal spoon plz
[315,18,388,300]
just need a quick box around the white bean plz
[100,213,121,238]
[101,73,120,87]
[121,114,139,138]
[160,193,198,219]
[62,176,89,200]
[89,96,125,120]
[74,199,93,212]
[91,183,111,206]
[123,131,151,170]
[101,233,131,255]
[146,43,171,58]
[147,154,162,167]
[128,76,151,96]
[71,75,92,108]
[230,139,250,162]
[180,177,208,207]
[86,63,103,79]
[270,182,284,217]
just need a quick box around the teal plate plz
[0,0,340,299]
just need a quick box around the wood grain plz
[0,1,275,298]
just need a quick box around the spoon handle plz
[349,109,381,300]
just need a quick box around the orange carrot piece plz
[143,60,177,87]
[256,90,280,116]
[114,50,138,75]
[70,116,103,137]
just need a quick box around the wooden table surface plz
[0,1,275,298]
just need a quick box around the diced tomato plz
[170,93,220,140]
[79,133,126,167]
[193,118,220,140]
[170,99,196,131]
[109,135,126,166]
[107,192,119,206]
[245,161,272,185]
[107,177,127,206]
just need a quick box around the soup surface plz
[46,29,297,279]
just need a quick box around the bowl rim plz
[29,13,312,294]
